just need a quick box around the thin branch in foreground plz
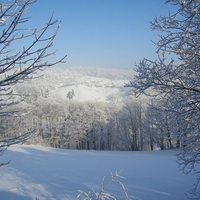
[77,170,131,200]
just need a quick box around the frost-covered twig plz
[0,129,34,167]
[77,170,131,200]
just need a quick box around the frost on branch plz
[77,171,131,200]
[0,0,66,165]
[127,0,200,198]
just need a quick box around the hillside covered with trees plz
[0,67,180,152]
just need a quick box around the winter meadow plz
[0,0,200,199]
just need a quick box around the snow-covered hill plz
[0,145,195,200]
[15,67,134,102]
[53,76,131,102]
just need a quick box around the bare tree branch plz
[0,0,66,166]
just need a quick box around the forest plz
[0,68,180,151]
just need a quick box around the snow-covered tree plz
[60,102,90,149]
[144,101,176,150]
[129,0,200,197]
[0,0,65,165]
[85,102,109,150]
[119,97,145,151]
[105,100,122,150]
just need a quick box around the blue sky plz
[27,0,176,69]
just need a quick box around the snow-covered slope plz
[0,145,195,200]
[49,67,134,102]
[15,67,134,102]
[53,77,130,102]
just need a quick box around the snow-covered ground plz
[53,78,130,102]
[0,145,195,200]
[14,67,133,103]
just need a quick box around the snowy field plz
[0,145,195,200]
[52,79,131,102]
